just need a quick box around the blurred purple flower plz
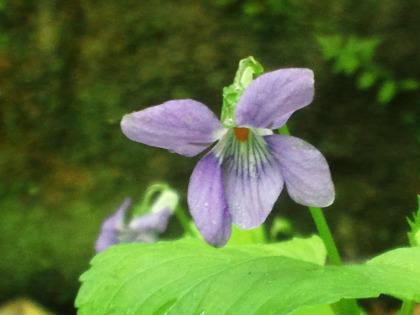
[95,192,177,253]
[121,68,334,247]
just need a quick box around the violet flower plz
[95,189,178,253]
[121,64,334,247]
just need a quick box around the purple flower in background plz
[95,189,178,253]
[121,68,334,247]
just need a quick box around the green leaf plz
[346,36,381,64]
[335,55,359,75]
[226,235,326,265]
[357,71,377,90]
[290,304,335,315]
[76,239,420,315]
[399,79,419,91]
[0,0,7,12]
[243,2,264,17]
[377,80,397,104]
[0,33,9,50]
[317,35,382,79]
[316,35,344,61]
[407,195,420,247]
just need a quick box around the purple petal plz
[188,152,232,247]
[221,134,284,229]
[95,198,131,253]
[121,100,226,157]
[128,208,172,233]
[265,135,335,207]
[235,69,314,129]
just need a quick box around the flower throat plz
[234,127,249,142]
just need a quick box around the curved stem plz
[133,183,169,216]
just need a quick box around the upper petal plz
[218,130,284,229]
[265,135,335,207]
[121,100,226,157]
[188,152,232,247]
[95,198,131,253]
[235,69,314,129]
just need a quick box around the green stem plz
[309,208,362,314]
[309,207,342,265]
[279,125,343,264]
[279,125,360,315]
[310,210,361,315]
[399,300,415,315]
[175,205,200,238]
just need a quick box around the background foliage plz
[0,0,419,313]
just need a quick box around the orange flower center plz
[234,128,250,142]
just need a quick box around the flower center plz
[234,127,249,142]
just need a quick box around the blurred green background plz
[0,0,419,313]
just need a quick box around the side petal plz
[221,133,284,229]
[128,208,172,233]
[235,69,314,129]
[188,152,232,247]
[265,135,335,207]
[121,100,226,157]
[95,198,131,253]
